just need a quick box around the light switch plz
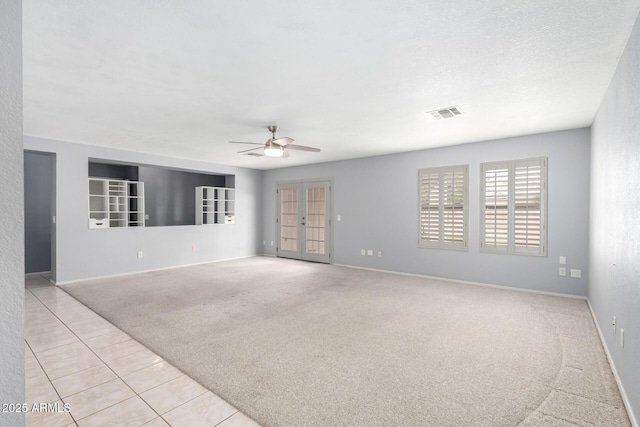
[559,256,566,265]
[337,214,341,221]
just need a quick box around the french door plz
[276,180,332,263]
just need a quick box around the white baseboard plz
[333,263,588,300]
[587,300,637,427]
[53,254,261,286]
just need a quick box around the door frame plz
[275,178,333,264]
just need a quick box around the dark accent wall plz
[24,151,53,273]
[138,166,226,226]
[88,162,138,180]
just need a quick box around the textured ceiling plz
[23,1,640,170]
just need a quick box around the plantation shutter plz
[419,165,467,249]
[443,169,465,244]
[481,158,547,256]
[482,163,510,251]
[419,170,440,244]
[514,159,544,254]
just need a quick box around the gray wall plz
[25,151,53,273]
[23,136,263,283]
[262,128,591,297]
[590,9,640,424]
[0,0,25,425]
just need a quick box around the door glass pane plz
[306,187,326,255]
[280,189,298,251]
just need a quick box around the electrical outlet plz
[570,269,582,278]
[137,251,143,259]
[263,240,266,245]
[337,214,341,221]
[620,328,624,348]
[192,246,197,253]
[612,316,616,333]
[361,249,366,256]
[559,267,566,277]
[559,256,566,264]
[270,241,273,246]
[367,249,373,256]
[378,251,382,257]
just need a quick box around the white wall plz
[0,0,25,425]
[23,136,263,283]
[262,128,591,296]
[590,9,640,425]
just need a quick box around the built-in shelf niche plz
[88,160,234,228]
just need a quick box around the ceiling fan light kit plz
[264,141,284,157]
[229,125,321,159]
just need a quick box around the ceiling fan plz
[230,125,320,158]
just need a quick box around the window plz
[481,157,547,255]
[418,165,468,250]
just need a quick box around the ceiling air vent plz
[427,105,464,120]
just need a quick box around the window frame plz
[418,164,469,251]
[480,157,547,256]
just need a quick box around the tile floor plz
[25,274,261,427]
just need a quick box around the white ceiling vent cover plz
[427,106,464,120]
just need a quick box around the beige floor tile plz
[36,341,93,368]
[25,400,74,427]
[140,374,208,414]
[162,392,237,427]
[26,356,46,380]
[41,351,104,380]
[82,330,131,350]
[141,417,170,427]
[63,316,114,333]
[27,330,80,353]
[216,411,261,427]
[55,307,101,323]
[43,300,87,314]
[107,349,163,377]
[52,363,118,398]
[25,323,72,341]
[26,342,36,359]
[92,339,148,362]
[76,396,157,426]
[25,308,57,326]
[63,378,135,420]
[68,323,120,341]
[26,373,61,404]
[122,361,183,394]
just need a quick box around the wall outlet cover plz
[570,269,582,278]
[559,267,566,277]
[367,249,373,256]
[559,256,566,264]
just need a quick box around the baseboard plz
[53,254,261,286]
[333,263,588,300]
[587,299,638,427]
[25,271,51,278]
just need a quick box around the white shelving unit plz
[195,186,235,225]
[88,178,145,228]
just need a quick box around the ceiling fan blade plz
[285,144,320,152]
[237,146,264,154]
[229,141,263,145]
[282,149,290,158]
[272,137,294,146]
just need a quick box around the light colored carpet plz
[61,257,630,426]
